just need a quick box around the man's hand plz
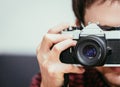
[36,23,85,87]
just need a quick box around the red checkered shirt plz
[30,68,110,87]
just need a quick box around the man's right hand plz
[36,23,85,87]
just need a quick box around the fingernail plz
[73,41,77,45]
[79,67,85,73]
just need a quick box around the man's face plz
[84,0,120,87]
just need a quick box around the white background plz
[0,0,75,55]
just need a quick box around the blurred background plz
[0,0,75,87]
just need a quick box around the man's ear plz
[75,19,81,26]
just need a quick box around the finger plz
[48,23,76,34]
[44,34,73,44]
[62,64,85,74]
[49,63,85,74]
[51,39,77,57]
[41,34,74,53]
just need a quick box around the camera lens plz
[75,35,107,66]
[83,45,97,59]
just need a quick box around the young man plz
[31,0,120,87]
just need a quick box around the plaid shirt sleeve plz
[30,73,41,87]
[30,68,110,87]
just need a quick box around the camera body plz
[60,23,120,66]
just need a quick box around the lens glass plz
[83,45,97,59]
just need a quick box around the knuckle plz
[48,28,54,33]
[52,45,61,54]
[36,43,41,54]
[43,34,50,41]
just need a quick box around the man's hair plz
[72,0,119,23]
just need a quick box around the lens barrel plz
[75,35,107,66]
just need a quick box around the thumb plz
[60,63,85,74]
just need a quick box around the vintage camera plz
[60,23,120,66]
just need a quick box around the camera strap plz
[62,74,69,87]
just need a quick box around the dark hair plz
[72,0,119,23]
